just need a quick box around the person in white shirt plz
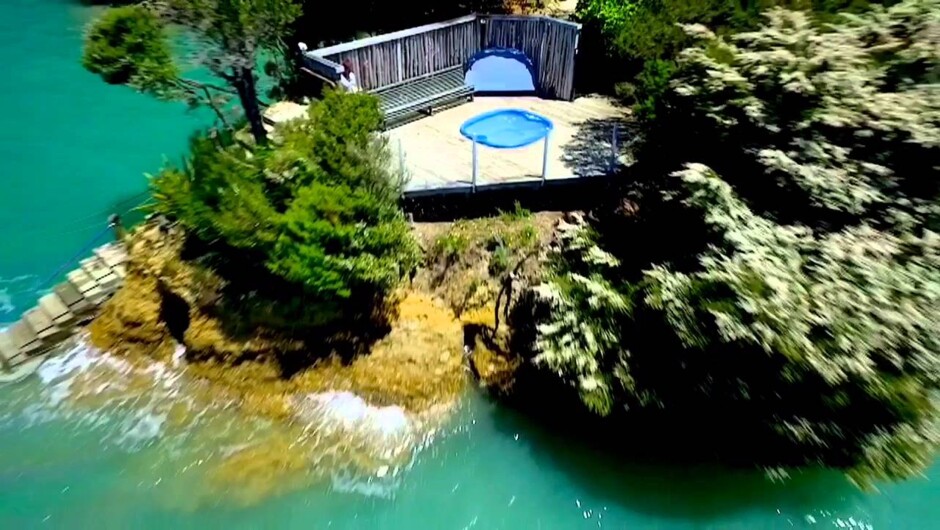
[339,59,361,93]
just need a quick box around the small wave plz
[24,339,187,451]
[291,390,425,497]
[0,274,41,319]
[36,341,133,406]
[331,468,400,499]
[3,341,461,506]
[0,289,13,316]
[0,274,38,286]
[301,391,411,439]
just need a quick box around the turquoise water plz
[0,0,206,322]
[0,2,938,528]
[0,340,936,530]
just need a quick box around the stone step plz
[0,245,130,372]
[80,257,110,281]
[54,281,92,315]
[0,331,16,367]
[83,284,107,306]
[9,321,43,356]
[81,257,119,293]
[39,293,75,327]
[99,273,120,294]
[24,307,64,342]
[94,243,128,268]
[67,269,98,295]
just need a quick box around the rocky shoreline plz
[9,211,566,503]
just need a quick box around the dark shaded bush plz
[529,0,940,485]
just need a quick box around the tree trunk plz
[233,66,268,146]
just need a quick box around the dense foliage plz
[527,0,940,484]
[151,89,419,327]
[576,0,885,119]
[83,6,179,94]
[293,0,505,46]
[83,0,301,143]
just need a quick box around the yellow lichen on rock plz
[88,223,185,361]
[88,269,175,361]
[183,313,304,365]
[289,291,467,413]
[187,359,295,421]
[76,218,530,507]
[469,344,522,394]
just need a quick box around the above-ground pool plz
[459,109,554,149]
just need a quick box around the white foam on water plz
[116,407,168,447]
[0,274,39,318]
[0,274,37,284]
[37,341,122,382]
[0,288,14,316]
[330,468,400,499]
[171,344,186,368]
[291,391,418,497]
[304,391,411,439]
[7,339,456,503]
[24,339,188,451]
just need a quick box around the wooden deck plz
[388,95,630,196]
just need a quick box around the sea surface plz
[0,1,937,528]
[0,0,206,322]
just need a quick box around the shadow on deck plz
[562,116,635,177]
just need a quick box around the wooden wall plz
[317,17,479,92]
[483,16,580,100]
[306,15,580,100]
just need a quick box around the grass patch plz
[416,212,559,318]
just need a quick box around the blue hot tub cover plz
[464,48,537,94]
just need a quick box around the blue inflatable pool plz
[460,109,554,149]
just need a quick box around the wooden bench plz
[372,66,474,129]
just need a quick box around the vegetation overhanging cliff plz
[77,0,940,493]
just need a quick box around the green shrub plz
[82,6,178,96]
[632,59,676,122]
[488,244,512,276]
[151,89,420,326]
[499,201,532,222]
[580,0,889,123]
[577,0,644,36]
[433,232,471,263]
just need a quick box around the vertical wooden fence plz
[482,16,580,101]
[304,14,581,100]
[305,15,480,92]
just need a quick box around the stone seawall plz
[0,242,127,382]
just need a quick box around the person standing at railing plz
[339,59,361,93]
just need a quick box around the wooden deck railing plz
[303,14,581,100]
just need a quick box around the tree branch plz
[177,77,237,96]
[200,85,231,129]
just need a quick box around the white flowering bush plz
[527,0,940,484]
